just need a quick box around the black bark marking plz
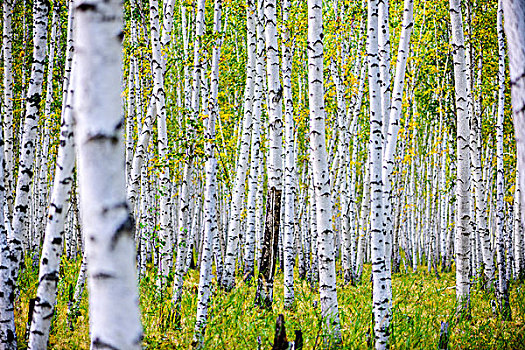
[77,3,97,11]
[92,272,115,280]
[110,213,135,250]
[92,337,119,350]
[86,133,118,145]
[40,272,59,282]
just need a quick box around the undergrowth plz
[13,256,525,349]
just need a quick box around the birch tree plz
[222,0,256,290]
[282,0,295,309]
[255,0,283,308]
[28,59,77,350]
[496,0,511,319]
[2,0,14,217]
[0,101,15,350]
[172,0,206,311]
[503,0,525,263]
[74,0,142,347]
[308,0,341,344]
[193,1,222,344]
[244,0,265,280]
[9,0,49,285]
[368,0,391,346]
[150,0,171,282]
[449,0,471,315]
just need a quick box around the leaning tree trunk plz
[449,0,472,316]
[74,0,143,347]
[193,2,222,344]
[307,0,341,345]
[28,59,77,350]
[382,0,413,270]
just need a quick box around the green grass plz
[14,257,525,349]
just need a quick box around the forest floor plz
[14,256,525,349]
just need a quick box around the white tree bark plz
[125,0,137,183]
[282,0,295,309]
[368,0,391,346]
[254,0,283,308]
[308,168,318,286]
[514,175,524,279]
[74,0,142,346]
[0,90,16,349]
[449,0,472,314]
[254,0,266,270]
[193,2,222,343]
[36,5,60,245]
[308,0,341,343]
[382,0,413,274]
[244,0,264,279]
[127,99,155,211]
[2,0,14,217]
[355,153,370,282]
[496,0,511,318]
[265,0,283,193]
[150,0,172,281]
[28,59,77,350]
[471,92,494,287]
[173,0,206,309]
[8,0,49,309]
[378,0,391,140]
[503,0,525,284]
[222,0,257,290]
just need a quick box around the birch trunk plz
[243,0,264,278]
[173,0,206,310]
[150,0,172,282]
[193,2,221,338]
[503,0,525,286]
[3,0,14,218]
[28,59,77,350]
[308,0,341,343]
[514,176,524,280]
[255,0,283,308]
[449,0,472,314]
[368,0,391,346]
[9,0,49,284]
[0,89,16,349]
[36,5,60,245]
[222,0,256,290]
[496,0,511,319]
[74,0,142,346]
[382,0,413,275]
[355,155,370,283]
[282,0,295,309]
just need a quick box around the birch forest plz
[1,0,525,348]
